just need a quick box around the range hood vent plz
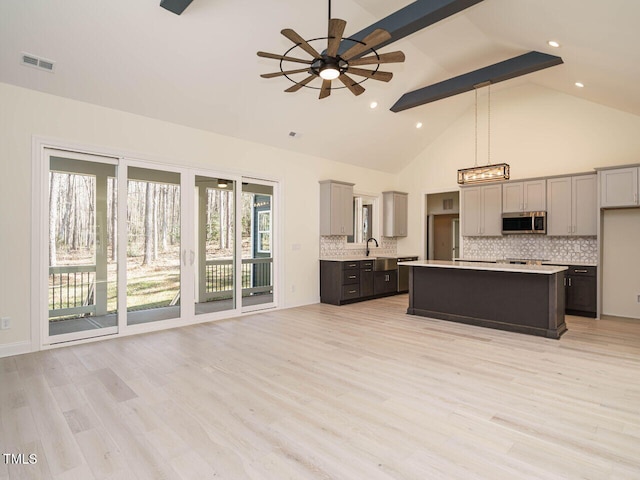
[21,53,55,72]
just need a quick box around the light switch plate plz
[0,317,10,330]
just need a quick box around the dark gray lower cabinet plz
[320,260,396,305]
[564,265,597,317]
[374,270,398,296]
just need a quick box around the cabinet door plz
[340,183,354,236]
[481,185,502,236]
[394,193,408,237]
[329,183,344,234]
[566,275,596,314]
[600,167,639,207]
[546,177,572,236]
[360,268,374,297]
[461,187,481,236]
[524,180,546,211]
[573,175,597,236]
[502,182,523,213]
[374,270,397,295]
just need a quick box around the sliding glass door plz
[194,175,236,315]
[126,167,182,325]
[41,148,277,345]
[46,150,119,341]
[241,180,275,311]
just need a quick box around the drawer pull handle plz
[364,269,372,272]
[574,269,588,273]
[348,290,357,294]
[348,275,357,279]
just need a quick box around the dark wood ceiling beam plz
[336,0,486,56]
[390,51,564,112]
[160,0,194,15]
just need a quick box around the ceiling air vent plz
[21,53,55,72]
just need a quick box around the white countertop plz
[455,258,597,267]
[398,260,568,275]
[320,256,374,262]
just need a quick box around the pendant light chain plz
[487,82,491,165]
[474,86,478,167]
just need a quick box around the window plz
[257,210,271,253]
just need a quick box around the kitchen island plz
[399,260,568,339]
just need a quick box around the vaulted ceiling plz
[1,0,639,173]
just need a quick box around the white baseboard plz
[0,341,33,359]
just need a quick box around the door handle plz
[190,250,195,266]
[183,249,187,266]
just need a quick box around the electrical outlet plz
[573,244,581,253]
[637,294,640,304]
[0,317,10,330]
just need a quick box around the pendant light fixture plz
[457,82,510,185]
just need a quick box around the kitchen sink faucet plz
[366,238,379,257]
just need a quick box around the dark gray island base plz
[401,261,568,339]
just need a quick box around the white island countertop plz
[398,260,568,275]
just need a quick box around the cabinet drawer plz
[342,285,360,300]
[360,260,374,269]
[343,270,360,284]
[567,266,596,277]
[342,261,360,270]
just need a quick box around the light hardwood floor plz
[1,295,639,479]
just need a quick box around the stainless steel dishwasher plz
[397,256,418,293]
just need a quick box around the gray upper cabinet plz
[319,180,354,236]
[600,167,639,208]
[461,184,502,236]
[382,191,408,237]
[546,174,597,236]
[502,180,546,213]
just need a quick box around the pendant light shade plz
[457,163,510,184]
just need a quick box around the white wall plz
[0,82,398,353]
[395,83,640,318]
[602,209,640,319]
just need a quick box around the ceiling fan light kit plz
[257,1,405,99]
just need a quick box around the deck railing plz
[49,258,273,316]
[203,257,272,300]
[49,265,96,317]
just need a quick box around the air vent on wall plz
[443,198,454,210]
[21,53,55,72]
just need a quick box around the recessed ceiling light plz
[416,122,423,129]
[575,82,584,88]
[547,40,560,48]
[370,101,378,109]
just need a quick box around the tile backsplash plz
[462,235,598,264]
[320,236,398,258]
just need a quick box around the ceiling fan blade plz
[284,75,317,93]
[319,79,332,99]
[341,29,392,61]
[326,18,347,57]
[257,51,312,65]
[281,28,321,59]
[347,51,405,66]
[338,74,365,96]
[260,68,311,79]
[347,67,393,82]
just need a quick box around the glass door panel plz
[241,182,274,309]
[194,176,236,315]
[48,154,118,338]
[126,167,181,324]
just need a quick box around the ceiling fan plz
[257,1,405,99]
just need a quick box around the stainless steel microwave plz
[502,211,546,234]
